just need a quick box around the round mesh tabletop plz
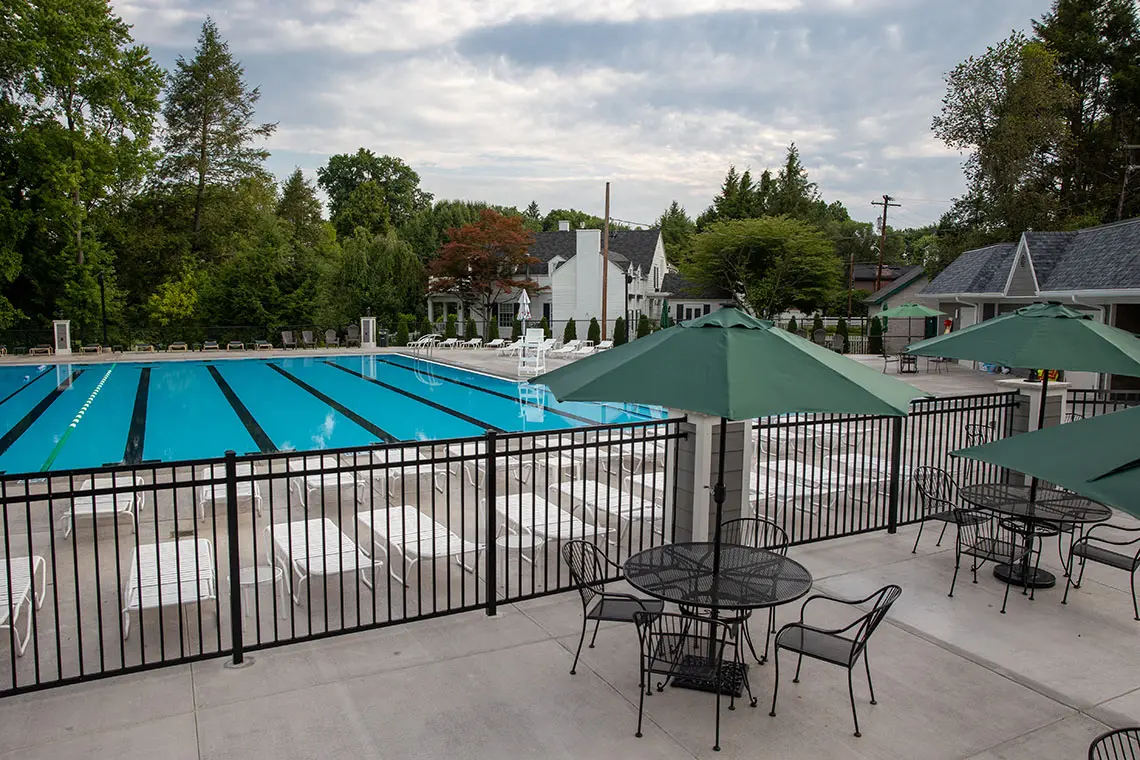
[624,542,813,610]
[959,483,1112,524]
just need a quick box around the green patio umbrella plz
[534,307,923,578]
[660,301,671,328]
[875,303,945,347]
[952,404,1140,518]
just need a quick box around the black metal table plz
[960,483,1112,589]
[624,542,813,695]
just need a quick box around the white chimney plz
[558,220,570,232]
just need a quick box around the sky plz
[116,0,1054,229]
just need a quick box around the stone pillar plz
[670,413,752,542]
[998,378,1069,432]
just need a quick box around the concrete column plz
[670,413,752,542]
[998,378,1069,432]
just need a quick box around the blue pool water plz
[0,354,665,475]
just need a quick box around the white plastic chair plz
[0,555,45,656]
[358,506,481,584]
[551,480,665,539]
[490,493,612,543]
[461,337,482,349]
[551,340,581,356]
[288,455,353,507]
[267,518,381,605]
[355,447,445,499]
[122,539,216,639]
[64,474,146,538]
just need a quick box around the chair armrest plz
[600,591,656,610]
[798,591,875,622]
[1074,523,1140,548]
[780,618,865,638]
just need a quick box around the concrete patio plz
[3,520,1137,760]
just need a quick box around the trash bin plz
[378,332,389,348]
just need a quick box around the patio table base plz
[670,655,748,698]
[994,563,1056,589]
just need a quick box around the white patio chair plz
[827,453,901,494]
[267,518,381,605]
[572,342,595,357]
[288,455,354,507]
[490,493,612,544]
[0,555,45,656]
[196,480,263,521]
[355,447,445,499]
[358,506,481,585]
[551,480,666,539]
[498,339,524,356]
[64,474,146,538]
[437,338,460,349]
[461,337,482,349]
[485,339,506,350]
[595,340,614,351]
[448,442,534,486]
[751,461,868,515]
[122,539,216,639]
[551,340,581,356]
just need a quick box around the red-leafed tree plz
[428,209,543,335]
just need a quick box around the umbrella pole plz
[1027,372,1050,506]
[711,417,727,585]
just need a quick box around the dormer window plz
[653,266,659,291]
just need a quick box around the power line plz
[870,195,901,293]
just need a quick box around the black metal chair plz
[633,610,752,752]
[719,518,789,664]
[911,466,983,553]
[769,584,902,737]
[962,422,995,482]
[561,540,663,675]
[1063,523,1140,620]
[1090,728,1140,759]
[949,508,1032,614]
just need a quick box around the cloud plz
[118,0,1055,229]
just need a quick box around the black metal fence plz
[753,391,1020,546]
[1067,389,1140,421]
[0,420,681,695]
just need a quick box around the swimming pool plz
[0,353,665,474]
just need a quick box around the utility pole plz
[846,248,856,319]
[871,194,900,291]
[1118,145,1140,222]
[601,182,610,340]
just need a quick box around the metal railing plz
[1067,389,1140,421]
[0,420,682,695]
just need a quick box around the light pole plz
[624,272,632,342]
[97,271,108,346]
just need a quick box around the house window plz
[653,266,659,291]
[498,302,515,327]
[704,304,711,315]
[543,302,552,323]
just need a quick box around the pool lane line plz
[320,360,504,433]
[40,366,116,471]
[0,369,85,458]
[374,356,598,426]
[264,363,398,444]
[122,367,151,465]
[0,368,53,409]
[206,365,278,453]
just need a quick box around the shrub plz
[488,320,499,341]
[395,316,409,347]
[512,318,522,340]
[587,317,601,345]
[418,317,432,337]
[786,316,798,333]
[445,314,458,339]
[539,316,550,338]
[869,316,884,354]
[564,318,577,342]
[465,317,478,340]
[836,317,850,353]
[812,314,825,334]
[613,316,627,346]
[637,314,651,338]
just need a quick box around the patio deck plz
[3,523,1137,760]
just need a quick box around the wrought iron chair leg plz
[911,519,925,553]
[1132,571,1139,621]
[1000,576,1012,614]
[636,662,646,738]
[864,650,877,705]
[1061,557,1075,605]
[793,653,804,682]
[935,521,949,547]
[949,550,961,598]
[768,648,781,717]
[570,614,588,674]
[588,617,602,648]
[848,668,862,737]
[740,618,762,664]
[1074,555,1088,589]
[1029,542,1044,601]
[713,668,723,752]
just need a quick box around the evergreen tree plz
[587,317,601,345]
[418,316,432,337]
[837,317,850,353]
[160,18,276,242]
[395,315,409,346]
[465,317,478,340]
[787,316,799,333]
[812,314,825,335]
[613,316,627,346]
[658,201,697,264]
[488,320,500,341]
[564,318,577,342]
[869,317,884,354]
[276,168,325,245]
[525,201,541,221]
[512,318,522,340]
[637,314,651,338]
[445,314,458,339]
[539,316,550,338]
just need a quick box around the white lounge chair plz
[826,453,898,494]
[572,342,596,356]
[437,338,460,349]
[355,447,445,498]
[460,337,482,349]
[64,474,146,538]
[551,340,581,356]
[491,493,611,543]
[410,334,440,353]
[751,462,864,515]
[498,339,524,356]
[358,506,481,584]
[197,480,263,521]
[449,441,579,485]
[267,518,380,604]
[288,455,354,506]
[551,480,666,538]
[0,555,45,656]
[485,339,506,350]
[595,340,614,351]
[122,539,216,639]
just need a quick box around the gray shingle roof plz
[1022,231,1075,285]
[607,229,660,273]
[866,265,926,304]
[660,272,733,300]
[527,229,658,275]
[921,243,1018,295]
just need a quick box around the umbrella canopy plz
[536,307,920,421]
[905,302,1140,375]
[876,303,945,319]
[516,289,531,323]
[952,405,1140,517]
[660,301,671,328]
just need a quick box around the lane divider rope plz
[40,365,115,472]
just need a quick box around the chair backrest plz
[1090,728,1140,760]
[830,333,843,350]
[633,610,730,673]
[812,328,827,344]
[951,507,998,552]
[720,517,789,555]
[963,422,994,449]
[850,584,902,658]
[281,330,294,342]
[796,329,808,338]
[347,324,360,339]
[912,466,959,514]
[560,540,608,607]
[325,329,337,343]
[302,330,313,342]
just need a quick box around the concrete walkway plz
[3,524,1136,759]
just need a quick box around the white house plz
[427,221,669,338]
[659,271,733,322]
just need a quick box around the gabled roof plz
[922,217,1140,297]
[607,229,661,273]
[866,265,926,304]
[852,263,913,282]
[660,272,733,301]
[527,229,658,275]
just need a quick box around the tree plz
[332,181,390,239]
[276,168,324,244]
[658,201,697,264]
[637,314,651,338]
[512,318,522,340]
[317,230,424,328]
[564,318,577,342]
[317,149,432,231]
[614,316,627,346]
[587,317,601,345]
[812,314,825,335]
[869,317,884,354]
[465,316,478,340]
[398,199,522,262]
[539,316,550,338]
[787,316,798,333]
[445,314,457,339]
[539,208,625,232]
[161,18,276,243]
[836,317,850,353]
[771,144,821,219]
[686,216,841,318]
[395,315,409,346]
[418,316,432,337]
[525,201,541,221]
[427,209,541,336]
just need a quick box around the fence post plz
[887,416,904,535]
[225,450,245,666]
[484,431,498,617]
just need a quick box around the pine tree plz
[395,316,409,346]
[613,316,627,346]
[869,317,884,354]
[637,314,651,338]
[161,17,277,241]
[445,314,457,339]
[836,318,850,353]
[587,317,601,344]
[465,317,478,340]
[539,316,550,338]
[563,318,577,342]
[277,168,323,243]
[787,316,799,333]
